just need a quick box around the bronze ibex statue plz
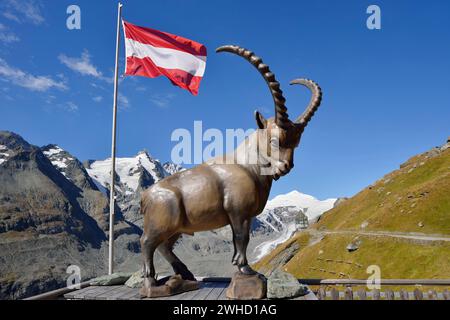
[140,45,322,295]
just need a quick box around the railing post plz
[428,290,438,300]
[317,287,326,300]
[443,289,450,300]
[357,289,367,300]
[385,290,395,300]
[372,289,381,300]
[414,289,423,300]
[330,287,339,300]
[399,289,409,300]
[344,287,353,300]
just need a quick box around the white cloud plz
[2,12,21,23]
[0,58,67,92]
[118,93,130,109]
[1,0,44,25]
[0,23,20,44]
[92,96,103,102]
[150,93,175,108]
[59,50,113,84]
[90,82,107,91]
[59,50,103,78]
[65,101,78,112]
[45,95,56,104]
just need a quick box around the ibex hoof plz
[238,264,256,275]
[140,275,200,298]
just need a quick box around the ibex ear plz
[254,110,267,129]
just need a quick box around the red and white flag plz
[122,20,207,95]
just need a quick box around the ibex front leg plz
[230,216,256,275]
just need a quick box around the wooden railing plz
[299,278,450,286]
[302,279,450,300]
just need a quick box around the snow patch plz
[251,190,337,261]
[0,146,10,165]
[253,221,298,260]
[51,159,68,169]
[91,177,108,196]
[43,146,64,156]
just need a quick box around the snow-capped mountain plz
[86,150,170,195]
[41,145,75,178]
[84,151,183,225]
[263,190,337,222]
[251,190,337,260]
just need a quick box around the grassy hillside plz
[284,233,449,279]
[316,144,450,234]
[254,141,450,284]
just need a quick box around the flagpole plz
[108,1,123,275]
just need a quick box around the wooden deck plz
[63,279,318,300]
[24,277,449,300]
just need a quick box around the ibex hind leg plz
[140,233,163,284]
[158,233,196,281]
[229,216,256,275]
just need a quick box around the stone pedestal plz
[140,274,199,298]
[226,272,267,300]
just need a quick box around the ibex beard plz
[139,45,322,297]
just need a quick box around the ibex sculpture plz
[140,45,322,296]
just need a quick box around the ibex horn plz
[289,78,322,130]
[216,45,290,128]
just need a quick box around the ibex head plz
[216,45,322,180]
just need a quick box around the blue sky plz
[0,0,449,200]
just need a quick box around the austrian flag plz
[122,20,207,95]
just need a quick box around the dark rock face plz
[0,134,104,244]
[41,144,110,231]
[0,131,139,299]
[256,241,300,276]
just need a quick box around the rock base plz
[226,272,267,300]
[267,269,308,299]
[89,272,133,286]
[139,274,199,298]
[125,270,144,288]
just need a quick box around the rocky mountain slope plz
[254,138,450,283]
[0,132,139,299]
[0,130,337,299]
